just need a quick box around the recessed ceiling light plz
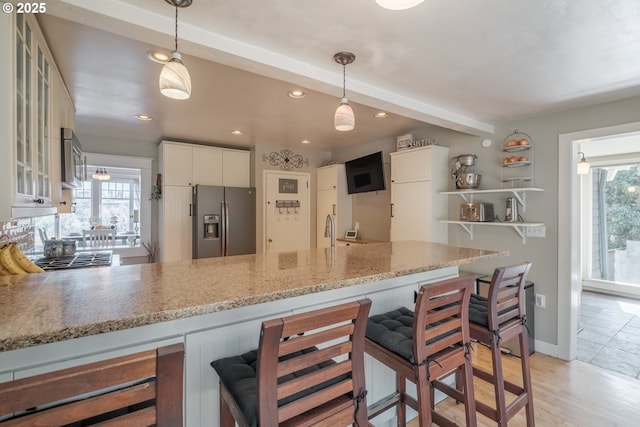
[374,111,388,118]
[146,50,171,64]
[231,130,244,135]
[288,90,306,99]
[135,114,153,121]
[301,140,311,144]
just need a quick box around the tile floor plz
[578,291,640,379]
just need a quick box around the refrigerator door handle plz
[224,201,230,256]
[221,201,226,256]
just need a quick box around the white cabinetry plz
[221,149,251,187]
[159,141,251,262]
[0,14,68,220]
[316,164,351,248]
[161,142,193,186]
[49,66,76,214]
[160,141,250,187]
[390,146,449,243]
[160,186,193,262]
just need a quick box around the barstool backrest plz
[257,298,371,426]
[0,343,184,426]
[413,276,474,376]
[486,262,532,333]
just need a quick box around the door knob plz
[268,238,273,243]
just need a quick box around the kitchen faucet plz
[324,214,335,247]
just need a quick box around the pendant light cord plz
[174,6,179,52]
[342,63,346,98]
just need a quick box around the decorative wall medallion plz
[262,149,309,171]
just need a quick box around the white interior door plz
[264,171,310,253]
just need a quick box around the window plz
[60,167,140,240]
[58,153,152,258]
[587,163,640,287]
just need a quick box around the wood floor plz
[404,342,640,426]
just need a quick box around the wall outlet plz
[535,293,546,308]
[526,225,546,238]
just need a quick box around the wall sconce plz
[577,152,590,175]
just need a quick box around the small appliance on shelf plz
[460,202,495,222]
[450,154,481,189]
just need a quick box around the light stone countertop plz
[0,241,507,352]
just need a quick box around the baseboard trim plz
[533,339,558,358]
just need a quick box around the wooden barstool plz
[466,263,534,426]
[0,343,185,426]
[211,298,371,426]
[365,276,477,426]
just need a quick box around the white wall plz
[446,95,640,349]
[253,145,331,251]
[79,95,640,351]
[331,138,395,242]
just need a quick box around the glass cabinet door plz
[14,14,51,203]
[15,14,33,197]
[37,47,50,199]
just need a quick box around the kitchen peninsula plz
[0,241,506,425]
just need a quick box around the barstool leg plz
[519,332,535,426]
[489,339,508,427]
[462,359,478,427]
[415,365,433,427]
[396,372,407,426]
[219,392,235,427]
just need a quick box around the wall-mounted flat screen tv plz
[344,151,386,194]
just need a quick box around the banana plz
[0,243,28,275]
[0,258,11,276]
[10,244,44,273]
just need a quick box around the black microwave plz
[61,128,85,188]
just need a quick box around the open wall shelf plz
[441,187,545,244]
[440,220,545,244]
[440,187,544,212]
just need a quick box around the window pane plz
[59,166,142,248]
[590,164,640,286]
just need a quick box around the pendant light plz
[577,152,591,175]
[334,52,356,132]
[159,0,193,100]
[375,0,424,10]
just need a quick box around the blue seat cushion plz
[211,347,344,427]
[469,294,490,326]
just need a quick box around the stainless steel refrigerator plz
[192,185,256,259]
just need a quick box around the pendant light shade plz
[160,0,192,100]
[334,52,356,132]
[159,51,192,100]
[334,97,355,131]
[577,152,590,175]
[92,168,111,181]
[375,0,424,10]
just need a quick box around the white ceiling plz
[37,0,640,150]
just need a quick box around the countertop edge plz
[0,243,508,352]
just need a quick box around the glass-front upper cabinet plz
[15,14,33,198]
[14,14,50,205]
[37,46,51,200]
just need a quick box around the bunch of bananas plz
[0,243,44,275]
